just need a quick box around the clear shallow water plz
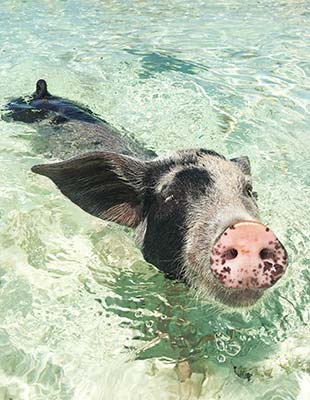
[0,0,309,399]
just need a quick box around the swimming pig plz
[7,80,288,307]
[32,149,288,307]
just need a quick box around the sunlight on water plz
[0,0,309,399]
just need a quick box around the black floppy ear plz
[31,152,147,228]
[230,156,251,175]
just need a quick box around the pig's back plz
[33,119,156,161]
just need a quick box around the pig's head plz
[32,149,288,307]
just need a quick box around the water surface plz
[0,0,309,399]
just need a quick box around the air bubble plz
[217,354,226,363]
[146,320,154,328]
[135,310,143,318]
[225,342,241,356]
[215,338,225,352]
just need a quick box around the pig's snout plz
[210,221,288,290]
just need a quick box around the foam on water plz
[0,0,309,399]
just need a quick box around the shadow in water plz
[126,49,209,78]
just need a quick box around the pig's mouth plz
[209,220,288,306]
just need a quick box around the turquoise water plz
[0,0,309,399]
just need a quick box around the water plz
[0,0,309,399]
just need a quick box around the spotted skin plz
[210,222,288,289]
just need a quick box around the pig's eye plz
[164,194,175,203]
[245,184,258,200]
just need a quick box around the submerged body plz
[4,79,101,125]
[5,80,288,307]
[3,79,153,160]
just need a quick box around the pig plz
[6,80,288,307]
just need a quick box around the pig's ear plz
[31,152,147,228]
[230,156,251,175]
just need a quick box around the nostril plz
[224,248,238,260]
[259,248,274,260]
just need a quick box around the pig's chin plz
[188,273,265,308]
[213,287,265,308]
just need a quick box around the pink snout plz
[210,221,288,290]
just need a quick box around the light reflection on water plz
[0,0,309,399]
